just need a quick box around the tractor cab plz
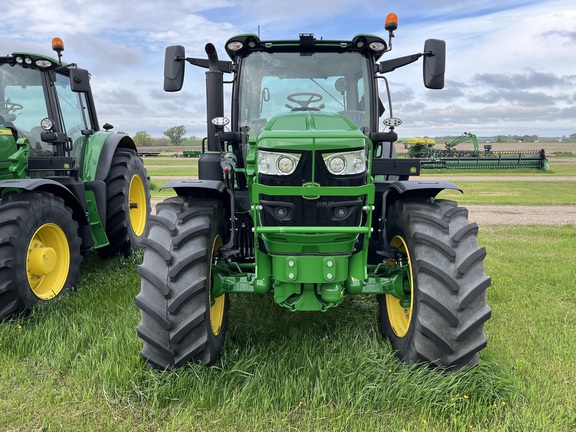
[0,38,98,178]
[232,34,381,136]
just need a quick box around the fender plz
[375,179,462,247]
[82,132,137,182]
[161,179,235,245]
[385,179,462,197]
[0,178,88,226]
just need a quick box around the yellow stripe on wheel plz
[129,174,147,236]
[27,223,70,300]
[386,236,414,338]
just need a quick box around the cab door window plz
[54,72,89,155]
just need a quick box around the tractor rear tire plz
[99,148,150,258]
[135,197,229,369]
[378,197,491,369]
[0,193,82,319]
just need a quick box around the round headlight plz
[40,117,54,131]
[277,156,295,174]
[15,56,24,64]
[328,156,346,174]
[25,57,33,65]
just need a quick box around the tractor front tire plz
[136,197,229,369]
[99,148,150,258]
[378,198,492,369]
[0,193,82,319]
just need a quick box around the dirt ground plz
[464,204,576,225]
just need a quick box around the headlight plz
[40,117,54,131]
[323,150,366,175]
[257,150,301,175]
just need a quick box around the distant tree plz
[521,135,539,143]
[163,125,187,146]
[116,131,125,134]
[570,133,576,141]
[133,131,153,147]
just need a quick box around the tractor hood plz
[256,112,368,151]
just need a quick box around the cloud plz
[543,30,576,45]
[473,71,576,90]
[1,0,575,138]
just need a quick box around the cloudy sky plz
[2,0,575,138]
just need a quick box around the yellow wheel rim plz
[209,235,225,336]
[128,174,147,236]
[386,236,414,338]
[26,223,70,300]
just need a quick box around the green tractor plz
[0,38,151,320]
[136,14,491,369]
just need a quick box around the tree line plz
[125,126,198,147]
[126,128,576,147]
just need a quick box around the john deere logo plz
[302,182,320,200]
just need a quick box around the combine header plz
[404,132,548,170]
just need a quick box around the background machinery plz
[136,15,491,370]
[0,38,151,319]
[404,132,548,170]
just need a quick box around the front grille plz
[258,149,366,227]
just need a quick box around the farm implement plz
[404,132,548,170]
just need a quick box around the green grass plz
[143,158,199,166]
[439,181,575,205]
[1,225,575,431]
[145,167,198,177]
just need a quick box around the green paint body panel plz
[0,128,19,179]
[209,110,412,311]
[84,189,109,249]
[80,131,116,181]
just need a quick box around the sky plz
[1,0,575,139]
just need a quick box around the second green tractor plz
[0,38,151,320]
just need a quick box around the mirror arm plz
[186,57,233,73]
[378,53,423,74]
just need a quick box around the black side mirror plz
[164,45,186,92]
[70,68,91,93]
[423,39,446,89]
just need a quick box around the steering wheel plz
[1,102,24,113]
[286,92,324,110]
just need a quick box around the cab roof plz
[224,33,389,62]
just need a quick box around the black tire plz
[135,197,229,369]
[98,148,150,258]
[0,193,82,320]
[378,197,492,369]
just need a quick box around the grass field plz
[1,155,575,431]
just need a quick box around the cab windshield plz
[1,63,89,157]
[237,51,372,135]
[0,64,48,132]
